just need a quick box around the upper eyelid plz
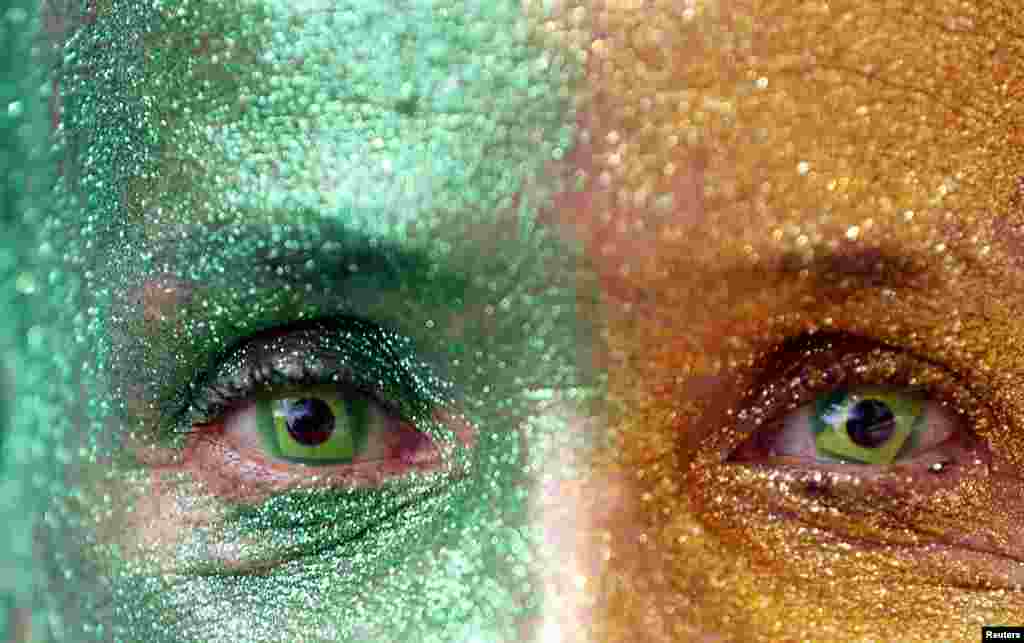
[176,316,444,430]
[734,333,954,426]
[110,220,568,441]
[760,332,950,379]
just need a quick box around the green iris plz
[811,387,924,465]
[257,391,373,464]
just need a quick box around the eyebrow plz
[140,220,461,294]
[772,246,938,291]
[109,219,480,423]
[129,217,488,357]
[123,218,503,354]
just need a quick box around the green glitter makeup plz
[0,1,67,640]
[13,0,599,641]
[22,0,1024,639]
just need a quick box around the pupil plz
[845,398,896,448]
[284,398,335,446]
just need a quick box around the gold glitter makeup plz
[564,0,1024,640]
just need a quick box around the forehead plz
[568,0,1024,273]
[77,0,1024,275]
[115,0,578,246]
[55,1,592,423]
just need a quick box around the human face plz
[564,1,1024,641]
[12,1,599,641]
[8,0,1024,642]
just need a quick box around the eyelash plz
[173,317,446,438]
[725,332,984,459]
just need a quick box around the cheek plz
[115,468,215,572]
[120,470,295,580]
[584,465,710,642]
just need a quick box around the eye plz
[222,388,434,467]
[723,333,985,472]
[694,333,1022,589]
[730,386,962,466]
[172,318,469,502]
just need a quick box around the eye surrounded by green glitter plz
[179,318,456,479]
[810,388,923,465]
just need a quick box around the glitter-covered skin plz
[8,0,1024,641]
[561,1,1024,641]
[3,0,599,641]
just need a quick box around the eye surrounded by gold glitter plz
[730,385,961,466]
[725,333,984,472]
[694,332,1024,592]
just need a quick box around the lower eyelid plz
[178,409,476,504]
[702,430,982,521]
[692,448,1024,592]
[709,410,991,530]
[179,427,438,503]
